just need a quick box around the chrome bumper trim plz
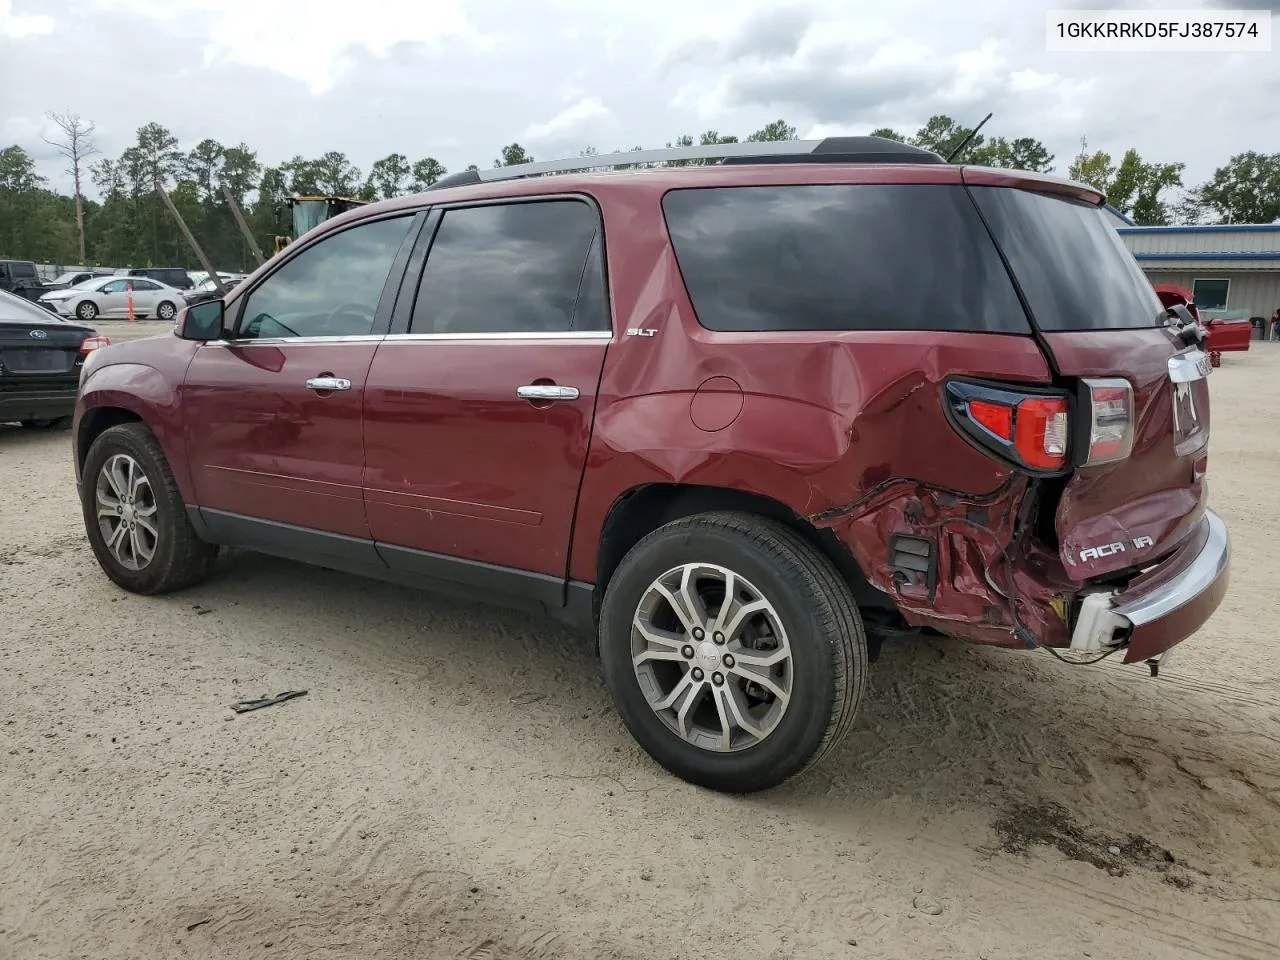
[1068,510,1229,653]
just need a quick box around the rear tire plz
[599,511,867,793]
[81,422,218,594]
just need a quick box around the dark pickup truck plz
[0,260,50,302]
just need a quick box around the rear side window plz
[11,262,37,279]
[661,185,1029,334]
[968,187,1165,331]
[410,199,608,335]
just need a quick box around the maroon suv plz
[73,137,1229,793]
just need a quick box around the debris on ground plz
[229,690,308,714]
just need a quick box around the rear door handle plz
[517,384,579,401]
[306,376,352,392]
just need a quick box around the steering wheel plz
[324,302,376,335]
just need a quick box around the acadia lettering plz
[1079,535,1156,563]
[1080,542,1125,562]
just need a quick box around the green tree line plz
[3,113,1277,272]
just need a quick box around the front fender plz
[75,362,193,501]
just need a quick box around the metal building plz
[1108,210,1280,327]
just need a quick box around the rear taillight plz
[944,381,1071,474]
[1014,397,1070,469]
[1078,378,1134,465]
[80,336,110,353]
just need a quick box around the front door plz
[98,279,131,316]
[181,212,420,545]
[363,198,612,585]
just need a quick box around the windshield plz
[51,272,84,285]
[968,187,1166,332]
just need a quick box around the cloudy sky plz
[2,0,1277,195]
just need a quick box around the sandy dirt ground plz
[2,338,1278,960]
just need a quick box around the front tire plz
[156,300,177,321]
[80,423,218,594]
[599,511,867,793]
[76,300,99,321]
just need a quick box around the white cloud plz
[523,97,612,143]
[0,0,54,38]
[89,0,490,94]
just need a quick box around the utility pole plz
[221,184,266,267]
[155,186,228,295]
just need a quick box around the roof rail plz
[428,136,944,190]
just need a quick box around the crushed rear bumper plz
[1069,509,1230,665]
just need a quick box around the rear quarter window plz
[968,187,1165,332]
[661,184,1030,334]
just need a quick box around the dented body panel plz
[1040,329,1211,581]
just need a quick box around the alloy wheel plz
[631,562,793,752]
[95,453,158,570]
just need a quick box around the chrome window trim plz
[385,331,613,342]
[204,330,614,348]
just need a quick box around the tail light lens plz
[1013,397,1070,469]
[80,336,111,353]
[1079,377,1134,465]
[944,381,1071,474]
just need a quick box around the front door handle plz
[517,384,579,401]
[306,376,352,392]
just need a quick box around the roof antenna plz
[945,112,993,163]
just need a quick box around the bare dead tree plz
[43,110,99,264]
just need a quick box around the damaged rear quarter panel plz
[567,178,1071,645]
[573,324,1074,646]
[565,176,1075,650]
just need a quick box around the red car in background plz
[1152,284,1252,366]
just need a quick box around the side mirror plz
[178,298,226,341]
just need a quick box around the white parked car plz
[38,276,186,322]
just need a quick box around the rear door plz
[362,196,611,584]
[128,279,163,314]
[968,183,1210,581]
[181,212,420,545]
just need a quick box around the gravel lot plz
[2,338,1278,960]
